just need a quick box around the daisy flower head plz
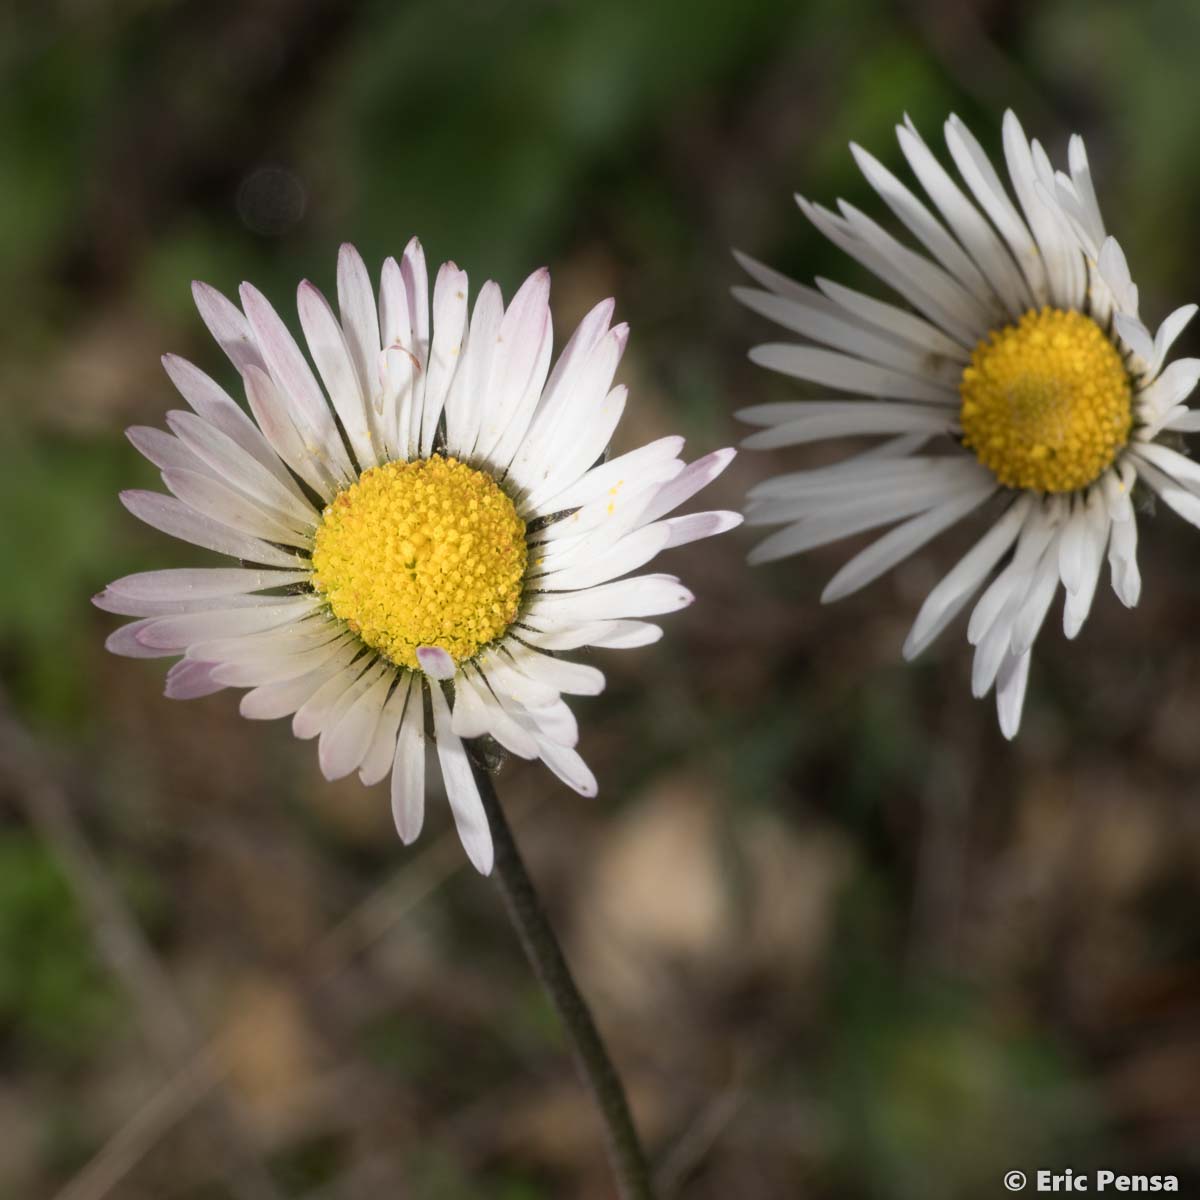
[735,111,1200,738]
[97,242,740,872]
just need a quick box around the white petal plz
[319,666,393,779]
[531,435,682,517]
[895,120,1027,318]
[390,681,427,844]
[1010,534,1062,656]
[443,281,504,459]
[516,619,660,651]
[504,646,605,696]
[428,682,492,874]
[532,736,597,798]
[903,495,1031,659]
[476,268,553,465]
[584,620,663,649]
[401,237,431,370]
[943,113,1043,309]
[798,195,983,344]
[239,642,363,719]
[336,244,383,414]
[821,480,994,602]
[967,512,1058,645]
[533,524,671,592]
[733,281,961,384]
[506,297,616,487]
[1063,490,1109,639]
[1097,237,1138,317]
[741,402,955,449]
[186,618,341,664]
[474,652,560,709]
[849,140,997,306]
[451,671,539,759]
[815,277,969,359]
[995,649,1032,740]
[749,344,956,404]
[519,326,631,508]
[292,659,372,741]
[420,262,470,457]
[211,632,357,687]
[358,675,410,786]
[528,574,693,623]
[659,511,743,549]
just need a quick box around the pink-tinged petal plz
[119,490,305,569]
[243,365,337,501]
[161,355,305,501]
[164,659,226,700]
[103,568,297,604]
[164,410,318,528]
[126,426,205,474]
[93,588,295,619]
[160,468,311,548]
[416,645,456,680]
[336,243,382,404]
[639,448,737,525]
[296,280,378,472]
[191,281,266,375]
[133,598,322,650]
[105,620,178,659]
[239,282,355,482]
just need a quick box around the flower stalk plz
[470,748,656,1200]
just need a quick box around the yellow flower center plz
[959,307,1132,493]
[311,455,527,671]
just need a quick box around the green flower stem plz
[470,750,656,1200]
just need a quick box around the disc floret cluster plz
[960,307,1133,493]
[312,455,527,671]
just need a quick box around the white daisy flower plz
[736,111,1200,738]
[97,241,740,872]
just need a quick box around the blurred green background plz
[3,0,1200,1196]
